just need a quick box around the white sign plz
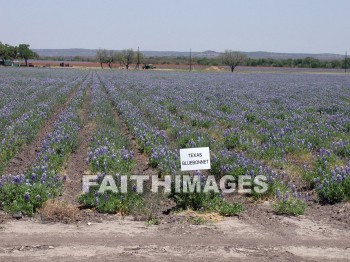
[180,147,211,171]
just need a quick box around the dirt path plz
[4,83,81,176]
[0,203,350,261]
[59,85,95,204]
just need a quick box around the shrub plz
[170,190,244,216]
[224,129,240,149]
[273,197,307,216]
[78,189,143,215]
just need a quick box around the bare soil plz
[58,85,95,204]
[0,202,349,261]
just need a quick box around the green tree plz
[18,44,38,66]
[2,44,18,60]
[0,42,7,59]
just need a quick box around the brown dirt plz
[0,202,349,261]
[3,83,80,176]
[59,85,95,204]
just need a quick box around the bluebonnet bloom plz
[24,192,30,202]
[276,189,281,199]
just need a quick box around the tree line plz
[0,42,38,66]
[2,40,346,71]
[95,48,146,69]
[92,49,349,71]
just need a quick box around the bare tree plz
[106,50,115,69]
[121,49,135,70]
[96,49,108,69]
[221,50,247,72]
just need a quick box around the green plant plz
[78,189,143,215]
[224,132,240,149]
[317,182,345,204]
[187,216,207,225]
[146,218,161,226]
[273,198,306,216]
[217,202,244,216]
[170,191,244,216]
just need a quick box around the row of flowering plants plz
[99,72,281,188]
[78,73,141,214]
[0,73,90,215]
[97,70,350,214]
[0,69,86,175]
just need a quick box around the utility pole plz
[189,48,192,72]
[345,51,347,73]
[137,46,140,70]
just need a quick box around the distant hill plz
[33,48,345,60]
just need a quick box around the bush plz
[273,198,307,216]
[170,191,244,216]
[217,202,244,216]
[78,189,143,215]
[224,130,240,149]
[317,182,345,204]
[0,178,62,216]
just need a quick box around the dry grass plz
[286,152,314,168]
[39,200,80,223]
[176,209,223,223]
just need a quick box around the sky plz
[1,0,349,54]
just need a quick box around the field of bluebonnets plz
[0,67,349,218]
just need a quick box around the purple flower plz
[276,189,281,199]
[24,192,30,202]
[132,185,137,192]
[304,193,309,202]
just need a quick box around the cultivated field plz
[0,67,349,261]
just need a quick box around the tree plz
[2,44,18,60]
[0,42,6,59]
[106,50,115,69]
[18,44,37,66]
[96,48,108,69]
[120,49,135,70]
[221,50,247,72]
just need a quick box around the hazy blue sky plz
[1,0,349,54]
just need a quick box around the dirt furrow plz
[113,110,157,177]
[59,85,95,204]
[4,83,82,177]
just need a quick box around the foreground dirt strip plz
[0,208,349,262]
[4,81,83,177]
[59,84,95,204]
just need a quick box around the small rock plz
[12,212,23,219]
[48,246,54,249]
